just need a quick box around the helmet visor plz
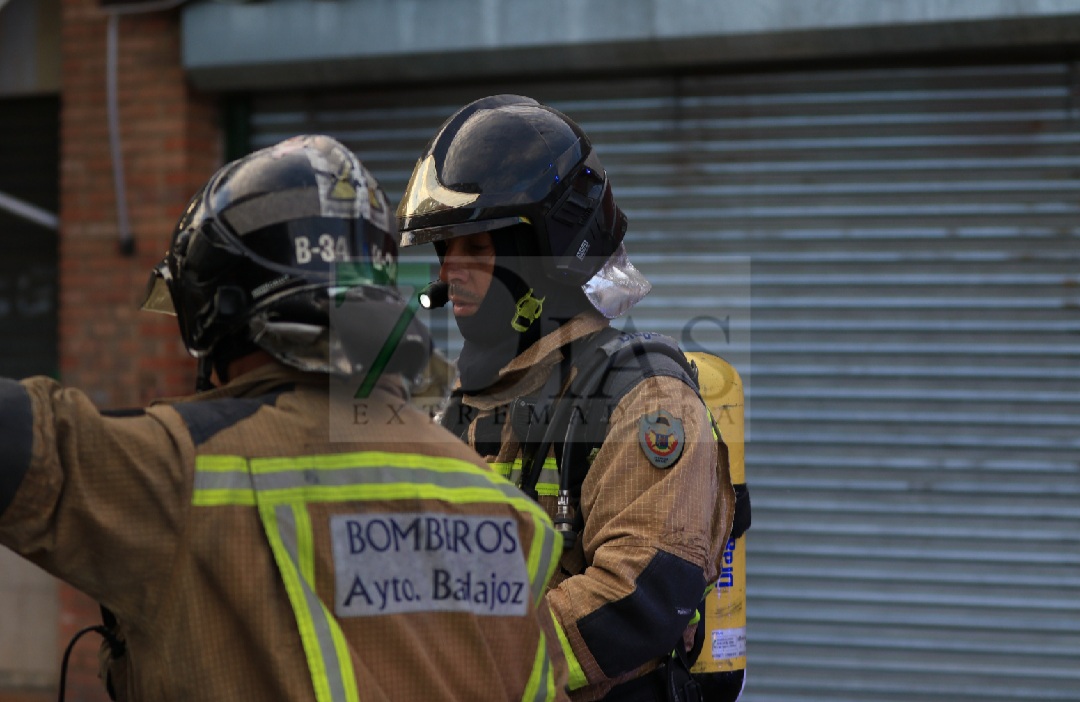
[141,259,176,315]
[398,215,528,248]
[397,131,584,238]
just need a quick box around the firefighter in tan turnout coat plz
[0,135,568,702]
[398,96,736,702]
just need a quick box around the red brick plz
[40,3,223,699]
[0,691,53,702]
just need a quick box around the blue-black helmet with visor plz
[397,95,628,287]
[142,135,423,379]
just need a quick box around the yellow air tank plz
[687,352,748,701]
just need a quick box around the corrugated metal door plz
[248,61,1080,701]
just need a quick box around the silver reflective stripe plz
[523,638,554,702]
[535,654,552,702]
[272,504,354,702]
[200,462,528,500]
[509,465,560,489]
[497,458,560,497]
[193,469,251,492]
[530,513,558,606]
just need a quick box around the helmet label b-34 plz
[294,233,351,265]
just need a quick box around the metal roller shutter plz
[248,60,1080,701]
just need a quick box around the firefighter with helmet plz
[0,135,569,701]
[399,96,737,701]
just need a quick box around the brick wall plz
[0,691,51,702]
[53,1,222,699]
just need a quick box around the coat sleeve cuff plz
[576,549,706,677]
[0,378,34,518]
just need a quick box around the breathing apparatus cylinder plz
[687,352,748,701]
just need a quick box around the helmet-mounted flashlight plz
[418,280,450,310]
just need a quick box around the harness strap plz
[517,330,699,547]
[515,328,625,501]
[513,350,576,501]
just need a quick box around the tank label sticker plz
[710,626,747,662]
[330,512,529,617]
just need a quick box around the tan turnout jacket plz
[0,363,569,701]
[448,312,736,701]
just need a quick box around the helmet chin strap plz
[454,229,544,347]
[454,231,591,392]
[195,357,216,393]
[194,334,260,392]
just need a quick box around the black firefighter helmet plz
[397,95,628,286]
[143,134,429,384]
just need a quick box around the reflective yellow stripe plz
[521,631,557,702]
[193,489,256,507]
[197,455,247,471]
[490,457,560,497]
[526,512,562,606]
[261,502,358,702]
[299,499,360,702]
[193,451,551,526]
[193,455,255,506]
[251,450,503,474]
[295,502,316,600]
[552,615,588,691]
[327,608,359,702]
[683,581,714,641]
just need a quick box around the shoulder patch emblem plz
[638,409,685,469]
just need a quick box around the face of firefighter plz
[438,231,496,318]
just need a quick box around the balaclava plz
[452,226,592,392]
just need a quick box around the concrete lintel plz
[184,13,1080,92]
